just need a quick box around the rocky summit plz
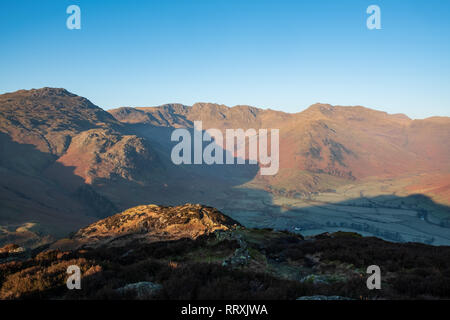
[61,204,241,249]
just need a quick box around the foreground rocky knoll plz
[60,204,241,249]
[1,204,449,300]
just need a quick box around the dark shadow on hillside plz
[0,133,117,246]
[92,123,261,208]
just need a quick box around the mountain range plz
[0,87,449,247]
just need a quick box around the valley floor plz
[213,177,450,246]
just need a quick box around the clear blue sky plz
[1,0,449,119]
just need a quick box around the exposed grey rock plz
[116,281,162,299]
[300,274,328,284]
[222,234,250,266]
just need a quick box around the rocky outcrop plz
[116,282,162,299]
[0,243,26,262]
[222,234,250,267]
[64,204,241,249]
[0,243,25,255]
[56,128,160,184]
